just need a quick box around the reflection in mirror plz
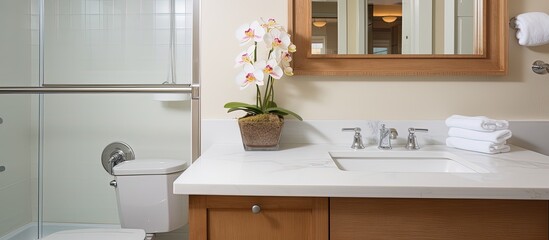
[311,0,483,55]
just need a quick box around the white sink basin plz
[329,151,488,173]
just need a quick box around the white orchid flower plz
[235,21,266,46]
[261,18,282,30]
[255,58,283,80]
[281,52,292,65]
[235,45,256,67]
[283,66,294,76]
[288,44,297,53]
[264,28,291,52]
[226,18,302,121]
[236,63,264,90]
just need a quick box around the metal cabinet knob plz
[109,180,117,188]
[251,204,261,214]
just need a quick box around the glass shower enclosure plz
[0,0,199,239]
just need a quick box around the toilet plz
[43,159,189,240]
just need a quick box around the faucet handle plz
[342,127,361,133]
[342,127,365,149]
[406,128,428,150]
[408,128,428,134]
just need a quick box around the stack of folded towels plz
[445,115,512,154]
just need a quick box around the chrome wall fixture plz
[509,17,518,30]
[101,142,136,176]
[532,60,549,75]
[0,84,195,95]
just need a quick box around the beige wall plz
[201,0,549,121]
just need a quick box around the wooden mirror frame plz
[288,0,508,76]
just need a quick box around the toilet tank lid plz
[113,159,190,176]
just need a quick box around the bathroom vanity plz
[174,144,549,239]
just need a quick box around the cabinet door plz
[189,196,328,240]
[331,198,548,240]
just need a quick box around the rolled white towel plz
[515,12,549,46]
[445,115,509,132]
[446,137,510,154]
[448,127,512,144]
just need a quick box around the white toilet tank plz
[112,159,189,234]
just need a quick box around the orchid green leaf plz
[224,102,257,109]
[266,107,303,121]
[266,101,278,108]
[227,107,263,115]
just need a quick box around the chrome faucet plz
[342,127,365,150]
[378,124,398,150]
[405,128,429,150]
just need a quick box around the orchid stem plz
[256,84,262,110]
[262,77,270,111]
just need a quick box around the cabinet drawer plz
[330,198,548,240]
[190,196,328,240]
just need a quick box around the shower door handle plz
[0,166,5,173]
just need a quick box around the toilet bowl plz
[42,159,189,240]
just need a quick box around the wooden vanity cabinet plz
[189,196,329,240]
[330,198,549,240]
[189,196,548,240]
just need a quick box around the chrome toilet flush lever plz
[342,127,365,150]
[406,128,429,150]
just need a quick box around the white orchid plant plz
[224,18,303,121]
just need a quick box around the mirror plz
[289,0,508,75]
[311,0,483,55]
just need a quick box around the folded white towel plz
[448,127,512,144]
[515,12,549,46]
[446,137,510,154]
[445,115,509,132]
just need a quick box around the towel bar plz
[532,60,549,75]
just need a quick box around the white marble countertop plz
[173,144,549,200]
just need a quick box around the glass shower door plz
[0,0,198,239]
[0,94,40,240]
[40,93,192,239]
[0,0,40,239]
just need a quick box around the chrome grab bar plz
[0,84,194,94]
